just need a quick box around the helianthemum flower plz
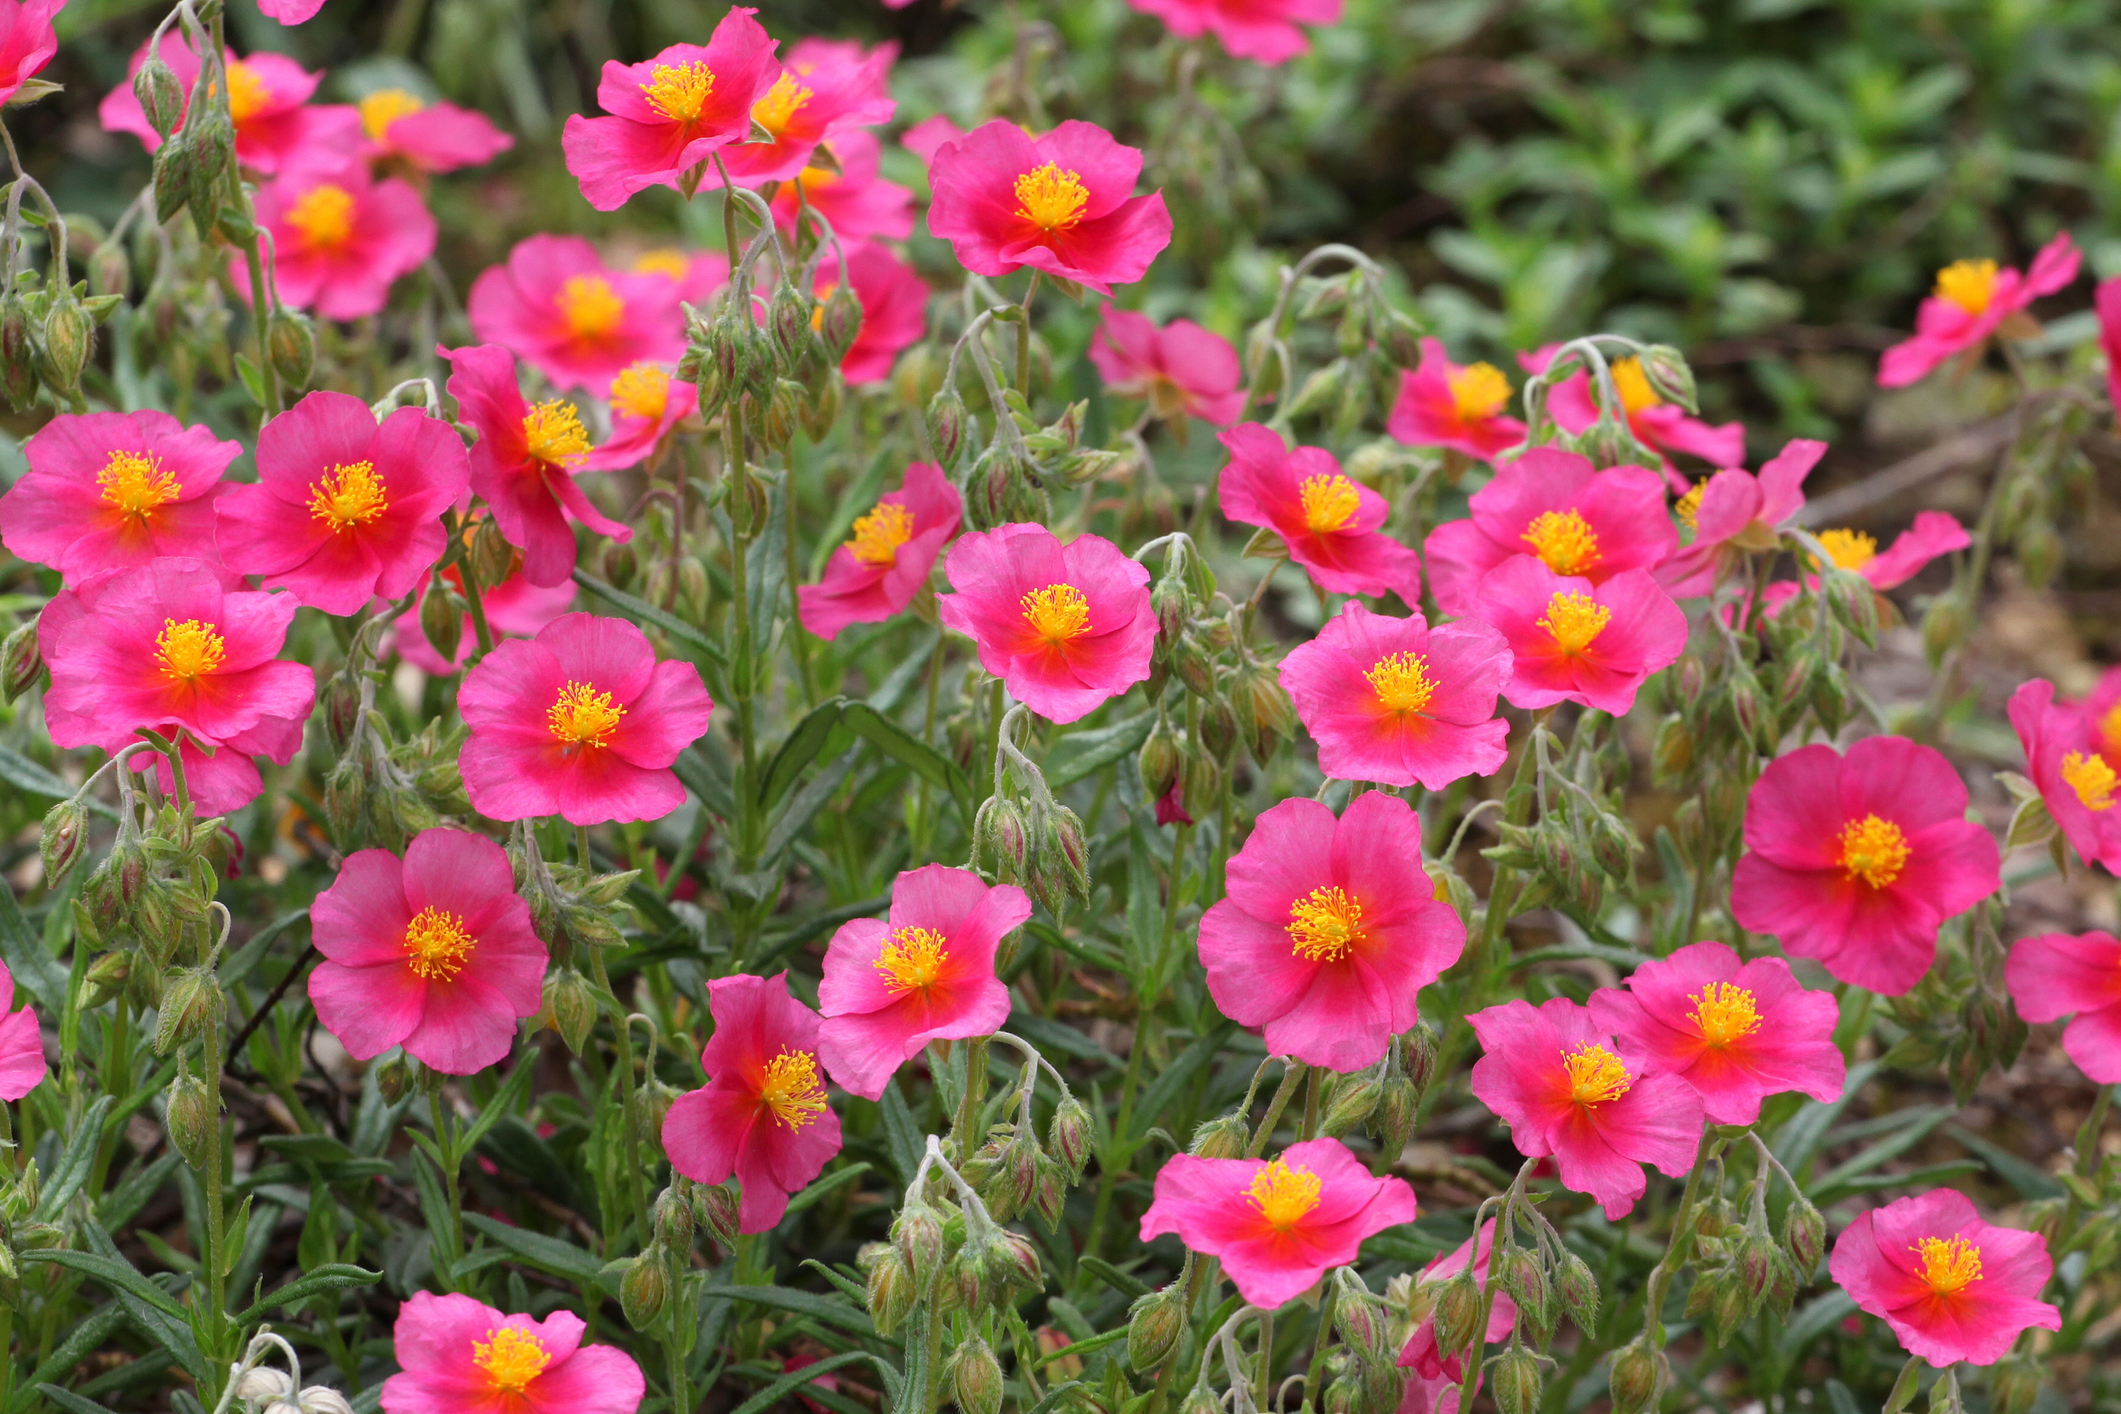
[1199,792,1464,1072]
[1756,511,1970,618]
[2005,930,2121,1083]
[1656,439,1825,598]
[1217,424,1424,603]
[582,363,699,473]
[769,130,915,242]
[381,1292,644,1414]
[457,612,715,825]
[1386,339,1526,463]
[816,864,1028,1100]
[236,161,436,321]
[0,0,60,107]
[358,88,514,173]
[1828,1189,2061,1367]
[707,39,893,187]
[1530,348,1744,483]
[2009,678,2121,874]
[1278,601,1511,789]
[1123,0,1344,64]
[936,523,1157,724]
[1471,559,1687,716]
[308,829,546,1074]
[1468,996,1704,1219]
[798,461,962,640]
[1397,1222,1516,1414]
[0,962,47,1101]
[662,972,842,1233]
[1731,736,2002,994]
[466,236,685,393]
[1139,1138,1415,1309]
[98,40,360,172]
[1089,307,1245,430]
[395,559,577,677]
[1879,233,2080,388]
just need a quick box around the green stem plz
[429,1090,466,1279]
[201,1011,228,1388]
[591,947,654,1255]
[782,468,818,707]
[1303,1277,1340,1412]
[460,543,497,659]
[1246,1062,1306,1157]
[1016,272,1041,397]
[2075,1083,2113,1179]
[1644,1126,1722,1346]
[952,1036,990,1152]
[1299,1067,1321,1142]
[1253,1309,1274,1411]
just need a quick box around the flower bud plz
[1710,1266,1753,1342]
[232,1367,294,1404]
[541,966,595,1053]
[298,1388,355,1414]
[949,1243,986,1314]
[1137,717,1181,799]
[1367,1071,1418,1158]
[1606,1339,1667,1414]
[36,293,91,398]
[696,1181,742,1251]
[1048,1094,1092,1179]
[953,1336,1004,1414]
[466,517,516,596]
[264,305,316,392]
[83,948,133,1009]
[986,1228,1044,1296]
[373,1052,413,1103]
[1150,573,1191,646]
[886,1198,943,1284]
[1321,1376,1358,1414]
[621,1253,668,1329]
[926,388,968,469]
[653,1185,695,1251]
[1334,1288,1392,1361]
[1,622,41,703]
[134,53,185,136]
[820,283,863,362]
[39,795,89,886]
[769,286,812,367]
[1491,1344,1541,1414]
[1,292,38,409]
[1173,633,1216,696]
[1198,696,1239,764]
[1378,307,1424,369]
[154,964,224,1055]
[419,578,466,668]
[864,1248,914,1336]
[1556,1251,1598,1333]
[166,1067,218,1168]
[1428,1268,1483,1362]
[1125,1283,1185,1370]
[801,369,843,441]
[1498,1248,1549,1329]
[977,796,1030,883]
[1781,1198,1826,1273]
[1638,344,1697,412]
[1319,1075,1381,1137]
[1189,1112,1248,1160]
[1651,713,1693,780]
[1988,1355,2041,1414]
[88,240,130,300]
[1048,807,1091,903]
[1738,1224,1778,1298]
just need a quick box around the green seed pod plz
[1125,1282,1185,1371]
[620,1253,668,1329]
[39,795,89,886]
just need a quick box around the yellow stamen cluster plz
[522,399,591,466]
[1014,162,1089,233]
[1837,813,1911,888]
[1537,590,1611,656]
[156,618,225,682]
[634,249,690,280]
[1246,1158,1323,1229]
[403,906,476,981]
[752,73,812,136]
[1913,1234,1983,1296]
[1816,528,1878,571]
[1021,583,1092,643]
[1366,651,1436,715]
[1563,1043,1632,1106]
[1299,473,1361,533]
[1674,481,1705,532]
[1447,362,1512,421]
[558,275,625,341]
[609,363,671,422]
[358,88,425,140]
[874,926,949,992]
[546,681,625,748]
[472,1327,551,1394]
[308,460,390,531]
[1687,982,1762,1048]
[1609,356,1660,414]
[286,184,356,251]
[225,61,270,125]
[1521,508,1601,575]
[1285,886,1364,962]
[2062,751,2118,812]
[758,1048,829,1129]
[1933,259,1998,316]
[98,450,180,518]
[846,501,915,567]
[640,61,715,123]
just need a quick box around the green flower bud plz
[1638,344,1698,412]
[1490,1343,1541,1414]
[35,289,91,394]
[1199,695,1239,764]
[419,577,467,668]
[1781,1198,1826,1273]
[1498,1249,1550,1334]
[1189,1112,1248,1160]
[88,241,130,300]
[545,967,596,1054]
[1334,1287,1393,1361]
[468,517,516,596]
[135,52,185,136]
[952,1336,1004,1414]
[926,388,968,469]
[267,306,316,393]
[1428,1268,1483,1363]
[374,1053,414,1104]
[154,964,224,1055]
[985,1227,1044,1296]
[1368,1071,1418,1157]
[653,1185,695,1251]
[1173,632,1216,696]
[621,1253,668,1329]
[1606,1339,1667,1414]
[1556,1251,1599,1333]
[166,1067,218,1169]
[83,949,133,1009]
[39,795,89,886]
[819,283,863,362]
[769,285,812,367]
[949,1243,986,1313]
[976,795,1030,883]
[1126,1283,1186,1370]
[0,291,38,409]
[696,1181,742,1251]
[1137,717,1182,799]
[864,1247,914,1337]
[1710,1264,1753,1343]
[1319,1075,1381,1137]
[1047,1093,1092,1179]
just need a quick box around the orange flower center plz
[1286,886,1363,962]
[1521,508,1600,576]
[1686,982,1761,1048]
[640,61,714,123]
[156,618,225,682]
[286,184,356,252]
[1538,590,1610,655]
[308,460,389,531]
[1246,1158,1322,1230]
[403,905,475,981]
[1913,1235,1983,1296]
[225,61,270,125]
[2100,702,2121,758]
[875,925,948,992]
[522,399,591,466]
[1836,814,1910,888]
[1563,1043,1632,1106]
[634,248,690,280]
[358,88,425,139]
[847,501,915,567]
[1609,357,1660,415]
[1934,260,1997,316]
[472,1327,551,1395]
[758,1048,828,1129]
[1366,651,1435,715]
[795,160,838,192]
[1021,583,1091,644]
[752,73,812,137]
[1447,362,1511,421]
[98,450,180,519]
[547,681,624,748]
[1014,162,1088,232]
[1816,528,1878,571]
[2062,751,2118,812]
[558,275,625,342]
[1298,472,1360,533]
[609,363,671,422]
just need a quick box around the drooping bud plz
[653,1186,695,1251]
[1126,1283,1186,1371]
[952,1337,1004,1414]
[1137,717,1181,799]
[231,1368,294,1404]
[1369,1071,1418,1157]
[1047,1094,1092,1179]
[88,240,131,300]
[1781,1198,1826,1273]
[891,1197,945,1283]
[1556,1251,1599,1333]
[1498,1249,1550,1335]
[166,1066,218,1168]
[926,388,968,469]
[820,283,863,362]
[1189,1112,1248,1160]
[1490,1344,1542,1414]
[154,964,224,1055]
[978,796,1030,883]
[545,967,596,1054]
[757,378,805,452]
[419,578,467,668]
[267,307,317,393]
[467,517,516,595]
[1199,696,1239,763]
[297,1388,355,1414]
[39,796,89,886]
[949,1243,985,1314]
[1333,1287,1393,1361]
[1047,806,1091,903]
[83,949,133,1009]
[1,622,41,702]
[1318,1075,1381,1137]
[1428,1267,1483,1362]
[1637,344,1697,412]
[374,1053,414,1103]
[1606,1339,1667,1414]
[985,1227,1044,1296]
[696,1181,742,1251]
[769,286,812,367]
[135,52,185,136]
[864,1248,914,1336]
[1173,633,1216,696]
[0,292,38,409]
[620,1253,669,1329]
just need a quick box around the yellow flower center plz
[1686,982,1762,1048]
[358,88,425,139]
[758,1048,828,1129]
[846,501,915,567]
[1299,472,1361,533]
[547,681,624,748]
[1366,651,1435,715]
[558,275,625,342]
[307,460,389,532]
[752,73,812,137]
[2100,702,2121,757]
[1609,357,1660,415]
[225,61,270,125]
[875,925,949,992]
[1836,814,1910,888]
[1447,362,1511,421]
[1934,259,1998,316]
[1246,1158,1322,1230]
[156,618,225,682]
[1563,1042,1632,1106]
[1913,1235,1983,1297]
[522,399,591,466]
[633,248,690,280]
[403,905,475,981]
[1014,162,1088,232]
[1285,886,1364,962]
[286,184,356,252]
[2062,751,2118,812]
[1816,528,1878,571]
[1021,583,1091,644]
[795,160,839,192]
[1537,590,1611,655]
[609,363,671,422]
[1674,481,1704,532]
[98,450,180,519]
[472,1327,551,1395]
[1521,508,1601,576]
[640,61,714,123]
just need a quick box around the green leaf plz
[233,352,268,408]
[877,1079,925,1187]
[34,1094,114,1223]
[1778,1290,1857,1354]
[695,1283,882,1340]
[1044,712,1154,789]
[98,1151,179,1230]
[12,1306,126,1414]
[840,702,973,822]
[573,568,728,665]
[1810,1104,1955,1194]
[21,1247,186,1316]
[458,1056,537,1157]
[1943,1124,2064,1201]
[1076,1255,1150,1299]
[461,1212,606,1284]
[782,1161,871,1218]
[35,1385,122,1414]
[760,697,848,808]
[235,1264,382,1323]
[0,747,95,807]
[0,882,67,1016]
[724,1350,885,1414]
[1030,1327,1125,1370]
[1774,1060,1877,1175]
[1129,1024,1234,1141]
[673,742,738,822]
[799,1257,870,1305]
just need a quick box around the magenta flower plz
[2006,930,2121,1083]
[1139,1138,1414,1309]
[936,524,1157,725]
[582,363,700,473]
[1828,1189,2061,1367]
[1422,447,1675,618]
[231,162,435,321]
[901,114,965,165]
[706,39,894,189]
[215,392,469,616]
[1730,736,2001,995]
[1091,308,1244,428]
[98,40,360,173]
[0,962,47,1101]
[798,461,961,640]
[0,0,59,107]
[560,8,781,212]
[308,829,545,1074]
[1471,559,1686,717]
[816,865,1027,1101]
[466,235,685,393]
[2079,664,2121,771]
[1123,0,1343,64]
[1756,511,1971,621]
[258,0,325,23]
[928,119,1172,296]
[769,130,916,243]
[359,89,513,173]
[394,563,578,677]
[2009,679,2121,875]
[2101,277,2121,415]
[1878,234,2080,388]
[630,246,731,307]
[1386,340,1526,463]
[1656,438,1825,597]
[821,241,928,386]
[1278,601,1511,790]
[457,612,714,826]
[1468,997,1703,1220]
[381,1292,643,1414]
[1589,941,1845,1126]
[1530,348,1744,482]
[1218,424,1423,602]
[1199,792,1464,1072]
[662,972,843,1233]
[1396,1223,1515,1414]
[0,410,240,584]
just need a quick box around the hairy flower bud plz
[1048,1094,1092,1179]
[0,292,38,409]
[820,283,863,362]
[231,1368,293,1404]
[1173,633,1216,696]
[891,1198,945,1283]
[977,796,1030,884]
[949,1243,986,1313]
[545,967,596,1054]
[134,53,184,136]
[1491,1344,1541,1414]
[1334,1287,1392,1361]
[1607,1339,1667,1414]
[1368,1071,1418,1157]
[1189,1112,1248,1160]
[926,388,968,470]
[83,948,133,1009]
[953,1337,1004,1414]
[39,795,88,886]
[1137,718,1181,799]
[0,621,40,704]
[986,1228,1044,1296]
[769,286,812,368]
[1781,1198,1826,1273]
[1048,807,1091,903]
[1429,1268,1483,1362]
[1126,1283,1186,1371]
[419,578,467,668]
[865,1248,914,1336]
[621,1252,668,1329]
[166,1067,218,1168]
[696,1181,741,1251]
[1319,1076,1381,1137]
[1638,344,1697,412]
[1556,1251,1599,1333]
[154,965,224,1055]
[653,1186,694,1251]
[1198,695,1239,764]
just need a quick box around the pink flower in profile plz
[630,246,731,307]
[2100,276,2121,415]
[1879,234,2081,388]
[1657,439,1825,597]
[1396,1223,1516,1414]
[1828,1189,2061,1367]
[258,0,325,23]
[560,9,781,212]
[928,120,1172,296]
[1422,447,1675,618]
[1386,340,1525,462]
[1589,941,1845,1126]
[1278,601,1511,790]
[467,236,685,393]
[707,39,893,188]
[381,1291,644,1414]
[2006,930,2121,1083]
[1530,349,1744,482]
[1471,559,1686,716]
[0,411,240,583]
[1139,1138,1414,1309]
[662,972,843,1233]
[358,88,513,173]
[457,612,714,826]
[816,865,1028,1100]
[2008,679,2121,875]
[770,130,916,242]
[0,0,60,106]
[798,462,961,640]
[1756,511,1972,622]
[937,524,1157,724]
[582,363,699,473]
[1090,308,1244,428]
[233,162,435,320]
[308,829,545,1074]
[0,963,47,1101]
[442,342,633,586]
[215,392,469,615]
[1199,792,1464,1073]
[901,114,965,165]
[98,41,361,173]
[394,561,578,676]
[1123,0,1343,64]
[820,242,928,385]
[1218,425,1422,602]
[1468,997,1703,1220]
[1730,736,2001,995]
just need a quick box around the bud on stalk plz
[154,964,225,1055]
[1047,1093,1092,1179]
[135,53,185,136]
[1318,1075,1381,1136]
[620,1252,669,1329]
[39,796,89,885]
[696,1181,742,1251]
[1126,1283,1185,1371]
[1490,1343,1541,1414]
[420,578,467,668]
[1555,1251,1599,1332]
[926,388,968,469]
[653,1185,695,1251]
[1428,1268,1483,1362]
[268,306,317,392]
[1189,1112,1247,1160]
[953,1337,1005,1414]
[1781,1197,1826,1273]
[166,1067,218,1168]
[820,283,863,361]
[1606,1339,1667,1414]
[864,1248,914,1336]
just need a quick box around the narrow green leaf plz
[695,1283,881,1339]
[1128,1024,1234,1141]
[840,702,973,822]
[573,568,728,665]
[1077,1255,1150,1299]
[461,1212,605,1284]
[724,1350,882,1414]
[34,1094,114,1223]
[1044,712,1154,789]
[782,1161,871,1218]
[12,1306,126,1414]
[21,1248,186,1316]
[759,697,848,808]
[36,1385,121,1414]
[235,1264,382,1323]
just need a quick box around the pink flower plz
[707,39,894,188]
[560,8,781,212]
[927,120,1172,297]
[770,130,916,243]
[1757,511,1972,622]
[662,972,843,1233]
[1471,559,1686,717]
[1217,425,1423,602]
[630,246,731,307]
[1123,0,1343,64]
[1879,234,2081,388]
[2006,931,2121,1083]
[0,0,59,106]
[467,235,685,393]
[1421,447,1675,618]
[358,88,513,173]
[258,0,325,23]
[582,363,699,473]
[1530,349,1744,481]
[457,612,714,826]
[901,114,965,165]
[1589,941,1845,1126]
[394,561,578,677]
[1730,736,2001,995]
[442,342,633,587]
[1467,996,1703,1220]
[816,864,1028,1101]
[1386,340,1526,462]
[0,410,240,584]
[1278,601,1511,790]
[2076,664,2121,772]
[2100,277,2121,415]
[1139,1138,1414,1309]
[214,392,468,615]
[821,242,928,385]
[2008,678,2121,875]
[381,1291,644,1414]
[99,40,361,174]
[936,524,1157,725]
[798,461,961,640]
[1827,1189,2061,1367]
[1396,1223,1516,1414]
[1657,439,1825,597]
[0,962,46,1101]
[231,161,435,320]
[1199,791,1464,1072]
[1090,308,1244,428]
[308,829,545,1074]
